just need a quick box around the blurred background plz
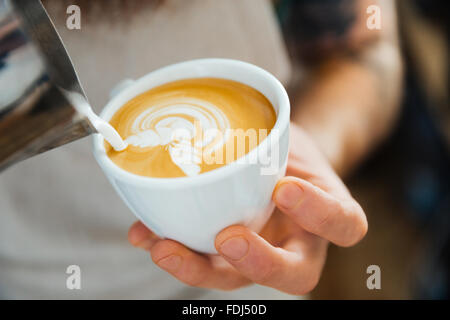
[277,0,448,299]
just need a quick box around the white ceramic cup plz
[93,58,290,253]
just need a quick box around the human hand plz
[128,123,367,295]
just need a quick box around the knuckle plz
[149,241,169,261]
[252,259,277,285]
[183,275,205,287]
[293,273,320,296]
[180,269,208,288]
[358,215,369,240]
[336,201,368,247]
[180,259,208,288]
[305,277,320,294]
[311,199,339,234]
[315,207,332,231]
[348,205,368,246]
[220,279,252,291]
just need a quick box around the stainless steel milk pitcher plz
[0,0,95,171]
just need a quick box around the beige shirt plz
[0,0,293,299]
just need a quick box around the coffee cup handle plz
[110,79,136,99]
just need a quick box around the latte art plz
[124,97,231,176]
[106,78,276,178]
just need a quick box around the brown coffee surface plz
[106,78,276,177]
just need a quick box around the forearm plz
[293,42,403,176]
[291,1,403,176]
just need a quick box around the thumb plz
[273,176,367,247]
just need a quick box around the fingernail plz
[274,182,303,209]
[136,238,156,251]
[219,236,249,261]
[157,255,182,273]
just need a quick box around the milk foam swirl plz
[106,78,276,178]
[125,97,230,176]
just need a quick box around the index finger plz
[215,225,328,295]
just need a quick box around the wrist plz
[290,121,346,176]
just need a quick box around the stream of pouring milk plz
[61,88,127,151]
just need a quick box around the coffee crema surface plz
[106,78,276,178]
